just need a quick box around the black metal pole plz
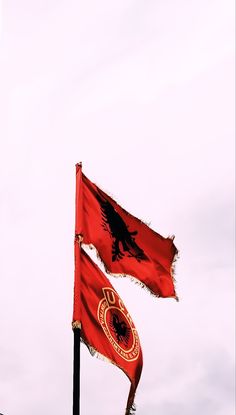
[73,327,81,415]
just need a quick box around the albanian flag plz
[76,244,143,415]
[75,164,178,299]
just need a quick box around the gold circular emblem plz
[97,287,140,362]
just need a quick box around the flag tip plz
[76,161,82,167]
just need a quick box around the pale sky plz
[0,1,235,415]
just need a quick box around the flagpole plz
[73,325,81,415]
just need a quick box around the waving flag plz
[76,243,143,415]
[75,164,178,300]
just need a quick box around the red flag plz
[77,244,143,415]
[75,164,178,300]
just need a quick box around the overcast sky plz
[0,1,235,414]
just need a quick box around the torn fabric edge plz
[82,243,179,301]
[80,337,140,415]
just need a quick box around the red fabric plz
[78,245,143,415]
[76,165,178,299]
